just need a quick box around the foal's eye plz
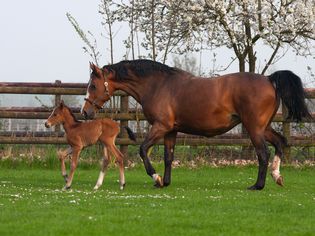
[53,114,57,117]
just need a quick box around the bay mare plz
[81,59,312,190]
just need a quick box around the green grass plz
[0,165,314,236]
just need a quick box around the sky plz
[0,0,314,86]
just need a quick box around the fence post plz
[120,95,129,158]
[54,80,61,133]
[282,103,291,162]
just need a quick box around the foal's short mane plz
[103,59,179,80]
[64,105,81,123]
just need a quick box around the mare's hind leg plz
[264,127,287,186]
[163,131,177,186]
[247,133,270,190]
[57,147,72,183]
[94,146,110,190]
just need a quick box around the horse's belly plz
[176,114,240,137]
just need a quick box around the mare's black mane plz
[103,59,178,80]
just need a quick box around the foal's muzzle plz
[44,122,51,128]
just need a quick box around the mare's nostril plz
[83,111,88,120]
[84,109,95,120]
[44,122,50,128]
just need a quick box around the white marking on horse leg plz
[120,171,125,190]
[152,174,159,181]
[271,155,282,185]
[94,171,105,190]
[152,173,163,187]
[119,163,125,190]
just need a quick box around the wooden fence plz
[0,81,315,159]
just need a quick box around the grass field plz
[0,165,314,236]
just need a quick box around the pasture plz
[0,165,314,236]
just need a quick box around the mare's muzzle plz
[82,108,95,120]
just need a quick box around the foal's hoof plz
[62,185,71,191]
[276,176,284,187]
[120,183,126,191]
[153,174,163,188]
[247,185,264,190]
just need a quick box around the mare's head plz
[81,62,115,119]
[45,100,67,128]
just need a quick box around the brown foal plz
[45,100,135,190]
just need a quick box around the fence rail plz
[1,81,315,159]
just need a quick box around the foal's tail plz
[124,126,137,142]
[268,70,312,122]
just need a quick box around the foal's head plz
[81,63,115,120]
[45,101,68,128]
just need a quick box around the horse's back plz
[170,72,278,136]
[100,119,120,136]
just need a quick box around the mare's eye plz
[90,84,96,90]
[53,114,57,117]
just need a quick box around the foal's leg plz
[57,147,72,183]
[64,147,81,190]
[140,123,170,187]
[264,127,287,186]
[107,143,126,190]
[94,146,110,190]
[163,131,177,187]
[247,133,270,190]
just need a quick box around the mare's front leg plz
[140,123,169,187]
[57,147,72,183]
[163,131,177,187]
[63,147,81,191]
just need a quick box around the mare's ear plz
[89,62,102,78]
[103,67,115,81]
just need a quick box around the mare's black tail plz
[268,70,312,122]
[124,126,137,142]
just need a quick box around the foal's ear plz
[59,100,64,109]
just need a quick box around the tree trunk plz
[151,0,156,61]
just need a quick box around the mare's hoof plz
[247,185,264,190]
[276,176,284,187]
[153,175,163,188]
[154,183,163,188]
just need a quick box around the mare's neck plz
[61,109,79,132]
[115,78,153,104]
